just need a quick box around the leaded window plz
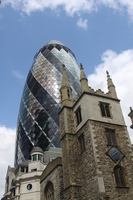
[106,129,117,146]
[100,102,111,117]
[75,107,82,126]
[114,166,127,187]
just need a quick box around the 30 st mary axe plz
[14,40,81,166]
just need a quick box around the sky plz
[0,0,133,198]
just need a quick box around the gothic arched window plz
[114,165,127,187]
[45,181,54,200]
[99,102,111,117]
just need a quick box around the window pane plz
[79,108,82,122]
[21,167,24,172]
[105,105,111,117]
[119,169,126,187]
[100,104,106,116]
[38,154,42,161]
[106,131,111,145]
[13,188,15,196]
[111,132,117,146]
[33,154,36,161]
[114,169,120,187]
[76,107,82,125]
[26,167,28,173]
[76,112,79,125]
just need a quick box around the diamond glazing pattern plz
[14,40,81,166]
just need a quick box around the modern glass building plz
[14,40,81,166]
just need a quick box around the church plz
[2,64,133,200]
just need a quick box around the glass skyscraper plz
[14,40,81,166]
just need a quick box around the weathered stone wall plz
[63,186,81,200]
[59,106,82,199]
[59,89,133,200]
[90,120,133,199]
[40,165,63,200]
[75,121,99,200]
[59,105,100,199]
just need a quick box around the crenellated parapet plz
[79,64,118,100]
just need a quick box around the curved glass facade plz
[14,40,81,166]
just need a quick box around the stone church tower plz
[59,64,133,200]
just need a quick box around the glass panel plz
[106,131,111,145]
[21,167,24,172]
[48,45,54,51]
[76,112,79,125]
[38,154,42,161]
[26,167,28,173]
[79,108,82,122]
[13,188,15,196]
[114,168,120,187]
[111,131,117,146]
[119,169,126,187]
[33,154,36,161]
[105,105,111,117]
[76,107,82,125]
[100,104,105,116]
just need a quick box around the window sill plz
[116,186,129,189]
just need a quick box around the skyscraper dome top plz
[46,40,64,45]
[38,40,76,59]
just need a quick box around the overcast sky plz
[0,0,133,198]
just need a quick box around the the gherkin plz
[14,40,81,166]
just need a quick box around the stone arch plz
[44,181,54,200]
